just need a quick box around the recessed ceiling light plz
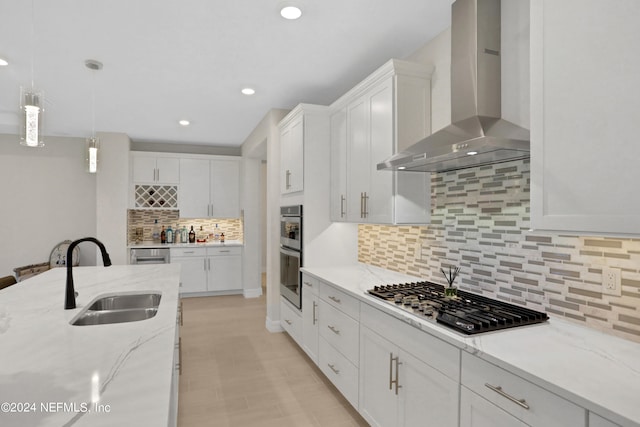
[0,57,8,67]
[179,120,190,126]
[467,151,478,156]
[398,166,406,170]
[241,88,256,96]
[280,5,302,20]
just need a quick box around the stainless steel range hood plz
[378,0,529,173]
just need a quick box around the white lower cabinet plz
[460,386,526,427]
[280,297,302,346]
[171,246,242,295]
[359,324,459,427]
[168,304,182,427]
[301,275,319,364]
[460,352,585,427]
[171,248,208,294]
[319,335,359,408]
[589,413,621,427]
[208,247,242,292]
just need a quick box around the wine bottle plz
[188,226,196,243]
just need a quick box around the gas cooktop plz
[367,281,548,335]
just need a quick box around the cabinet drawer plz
[319,300,359,366]
[207,246,242,256]
[361,302,460,382]
[461,352,585,427]
[171,247,206,257]
[280,298,302,345]
[301,273,319,296]
[320,284,359,320]
[319,336,359,409]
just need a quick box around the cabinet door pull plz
[178,337,182,375]
[360,192,364,218]
[328,295,341,304]
[219,250,230,253]
[327,363,340,375]
[363,192,369,218]
[285,170,291,189]
[183,251,194,254]
[179,301,183,326]
[485,383,530,410]
[327,325,340,335]
[312,301,317,325]
[389,353,402,395]
[284,319,292,325]
[340,195,346,218]
[303,281,313,287]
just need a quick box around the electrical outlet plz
[602,267,622,296]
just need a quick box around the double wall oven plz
[280,205,302,309]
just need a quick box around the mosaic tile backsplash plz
[358,159,640,343]
[127,210,243,243]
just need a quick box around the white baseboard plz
[265,316,283,333]
[243,288,263,298]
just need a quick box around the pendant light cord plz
[30,0,35,90]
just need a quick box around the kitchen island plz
[0,264,181,427]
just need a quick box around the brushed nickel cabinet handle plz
[363,192,369,218]
[328,296,341,304]
[219,250,230,253]
[328,325,340,335]
[312,301,317,325]
[340,195,346,218]
[284,319,292,325]
[360,192,364,218]
[389,353,402,394]
[178,337,182,375]
[304,281,313,287]
[285,170,291,189]
[328,364,340,375]
[179,301,183,326]
[389,353,394,390]
[485,383,530,410]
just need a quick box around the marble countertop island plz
[302,263,640,427]
[0,264,181,427]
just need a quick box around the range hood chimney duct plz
[378,0,529,173]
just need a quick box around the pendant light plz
[85,59,103,174]
[20,0,44,148]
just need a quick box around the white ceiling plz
[0,0,453,147]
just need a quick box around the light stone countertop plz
[128,240,243,249]
[0,264,181,427]
[301,263,640,427]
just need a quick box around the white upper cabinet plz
[131,152,180,184]
[330,59,432,224]
[530,0,640,235]
[279,110,305,194]
[179,156,240,218]
[330,107,348,221]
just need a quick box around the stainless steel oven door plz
[280,215,301,251]
[279,246,301,309]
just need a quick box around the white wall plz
[0,134,97,277]
[241,109,289,329]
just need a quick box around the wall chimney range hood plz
[377,0,529,173]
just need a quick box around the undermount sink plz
[87,293,161,311]
[71,292,162,326]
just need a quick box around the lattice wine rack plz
[134,185,178,208]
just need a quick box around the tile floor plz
[177,293,369,427]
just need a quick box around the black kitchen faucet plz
[65,237,112,309]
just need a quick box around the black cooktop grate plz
[367,281,548,335]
